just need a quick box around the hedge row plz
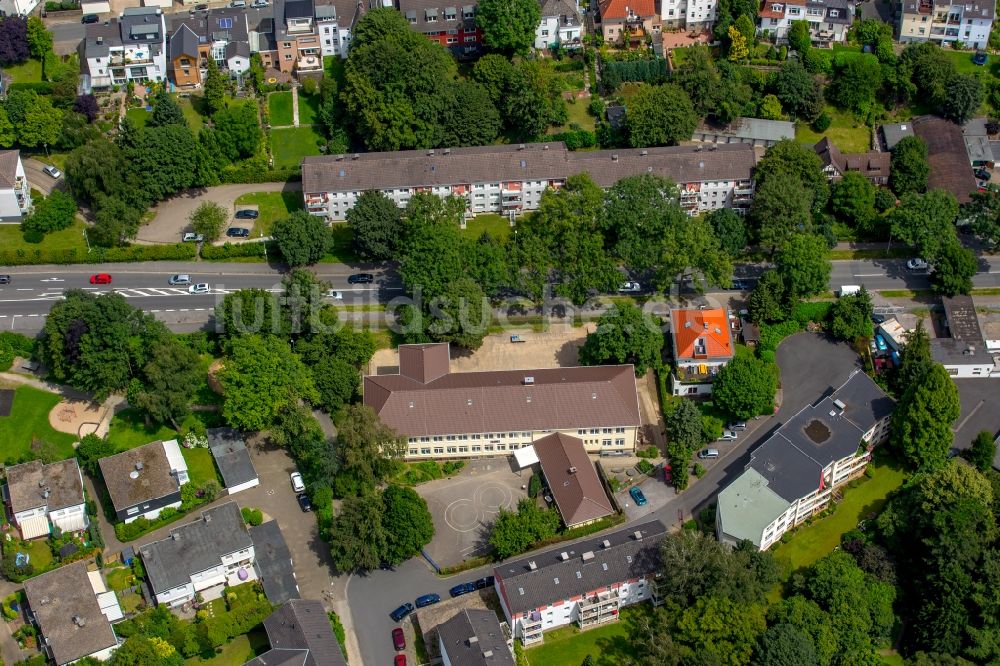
[8,82,54,95]
[219,164,301,184]
[0,243,196,266]
[200,240,278,261]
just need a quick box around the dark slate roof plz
[226,40,251,59]
[208,427,259,489]
[84,20,123,59]
[139,502,253,595]
[438,609,515,666]
[245,600,347,666]
[398,0,478,34]
[0,150,20,189]
[120,6,163,44]
[6,459,84,514]
[942,295,985,341]
[932,295,989,364]
[540,0,581,23]
[250,521,300,605]
[807,0,851,24]
[285,0,315,18]
[494,520,666,616]
[169,23,201,61]
[912,115,978,204]
[881,122,914,150]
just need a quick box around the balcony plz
[521,612,543,645]
[674,364,720,384]
[296,55,323,72]
[110,53,152,66]
[578,591,620,629]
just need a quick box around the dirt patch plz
[0,389,13,417]
[48,398,103,436]
[207,359,225,395]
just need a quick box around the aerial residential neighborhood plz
[0,0,998,662]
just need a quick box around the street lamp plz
[83,228,91,253]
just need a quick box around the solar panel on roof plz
[218,17,233,28]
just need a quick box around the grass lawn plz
[177,95,205,132]
[0,219,88,254]
[525,606,639,666]
[125,107,150,128]
[106,408,178,452]
[796,106,871,153]
[19,539,54,571]
[670,46,694,68]
[270,126,324,168]
[106,567,136,592]
[322,223,358,263]
[6,59,43,83]
[944,48,995,75]
[268,91,294,126]
[459,213,513,240]
[551,98,596,134]
[0,385,77,465]
[298,91,320,126]
[185,631,270,665]
[234,191,304,236]
[770,455,906,577]
[182,447,220,486]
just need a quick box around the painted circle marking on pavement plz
[474,483,513,513]
[444,498,480,532]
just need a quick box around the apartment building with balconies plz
[399,0,482,56]
[662,0,717,31]
[757,0,851,44]
[535,0,584,50]
[0,150,32,221]
[899,0,994,48]
[82,7,168,89]
[598,0,660,43]
[168,9,252,88]
[256,0,325,77]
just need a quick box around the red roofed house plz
[598,0,660,43]
[670,308,735,396]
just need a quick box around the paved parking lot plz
[952,379,1000,454]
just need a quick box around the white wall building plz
[317,0,365,58]
[899,0,994,49]
[757,0,852,43]
[535,0,583,50]
[661,0,716,31]
[83,7,167,89]
[0,0,40,17]
[0,150,31,222]
[932,295,1000,378]
[4,459,88,541]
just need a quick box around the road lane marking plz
[16,288,33,291]
[853,273,883,277]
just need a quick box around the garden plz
[525,605,642,665]
[233,191,304,236]
[269,126,326,168]
[0,385,78,465]
[267,91,294,126]
[0,524,102,583]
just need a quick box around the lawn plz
[459,213,513,240]
[270,126,324,168]
[106,567,136,592]
[0,385,77,465]
[234,191,304,236]
[796,106,872,153]
[322,223,358,263]
[125,107,150,128]
[0,219,88,254]
[268,91,294,126]
[298,91,320,126]
[105,407,178,452]
[177,95,205,132]
[525,607,639,666]
[770,455,906,577]
[5,59,43,83]
[185,630,269,665]
[181,446,220,486]
[944,48,995,75]
[551,97,596,134]
[17,539,54,571]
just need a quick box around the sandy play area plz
[48,398,105,437]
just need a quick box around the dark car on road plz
[234,209,259,219]
[474,576,495,590]
[390,603,414,622]
[81,13,98,23]
[347,273,374,284]
[226,227,250,238]
[392,627,405,651]
[0,275,9,285]
[415,593,440,608]
[449,583,476,598]
[296,493,311,512]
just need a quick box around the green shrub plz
[0,343,13,372]
[441,460,465,475]
[0,332,35,360]
[0,243,195,266]
[219,163,301,184]
[812,112,832,132]
[792,301,833,325]
[8,82,53,95]
[201,241,275,260]
[549,129,597,151]
[528,473,542,498]
[759,320,803,353]
[241,507,264,526]
[636,445,660,458]
[637,459,654,474]
[682,519,699,530]
[21,229,44,244]
[693,462,706,478]
[328,612,347,660]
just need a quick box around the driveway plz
[24,158,65,197]
[134,182,302,245]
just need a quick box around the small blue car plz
[390,603,414,622]
[415,593,441,608]
[629,486,648,506]
[449,583,476,598]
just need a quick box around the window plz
[284,54,293,60]
[180,58,190,66]
[445,9,456,19]
[615,438,625,446]
[447,446,457,453]
[433,436,443,442]
[541,29,549,36]
[126,507,139,516]
[434,447,444,454]
[602,439,612,447]
[409,448,418,455]
[283,42,292,48]
[464,35,476,42]
[472,445,481,452]
[603,428,612,434]
[615,427,626,433]
[426,10,437,21]
[421,447,431,455]
[464,7,475,18]
[420,436,429,442]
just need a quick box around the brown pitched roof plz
[6,459,84,514]
[97,441,180,512]
[23,561,118,665]
[911,116,978,204]
[814,137,890,180]
[364,345,640,438]
[534,433,614,528]
[0,150,20,189]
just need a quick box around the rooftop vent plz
[633,530,643,540]
[409,401,414,408]
[528,561,537,570]
[641,150,648,156]
[694,145,703,152]
[129,470,139,480]
[553,577,559,584]
[42,490,49,499]
[699,161,705,169]
[832,398,846,411]
[612,154,619,162]
[965,345,977,355]
[172,532,181,541]
[518,143,525,150]
[444,148,450,154]
[523,376,534,385]
[560,552,569,561]
[520,159,526,168]
[352,154,359,160]
[582,551,594,561]
[483,651,494,658]
[602,539,611,548]
[468,636,479,644]
[543,144,549,150]
[568,466,578,474]
[684,321,692,328]
[647,166,653,172]
[428,149,435,156]
[135,462,144,471]
[97,36,103,44]
[467,399,473,406]
[592,393,597,400]
[72,615,86,627]
[339,169,345,177]
[336,154,344,161]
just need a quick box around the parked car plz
[389,603,414,622]
[296,493,311,512]
[729,279,749,290]
[168,274,191,286]
[226,227,250,238]
[391,627,405,651]
[290,471,305,492]
[415,593,440,608]
[875,334,888,352]
[871,313,886,324]
[975,168,992,181]
[188,283,210,294]
[974,50,989,66]
[89,273,112,285]
[326,290,343,300]
[510,334,525,343]
[42,165,61,179]
[81,13,99,23]
[718,430,738,441]
[473,576,495,590]
[698,448,720,459]
[618,281,641,293]
[727,421,747,431]
[229,0,246,7]
[906,258,929,271]
[449,582,476,598]
[251,0,269,6]
[182,232,203,242]
[0,275,10,285]
[347,273,374,284]
[629,486,648,506]
[234,209,259,219]
[395,655,407,666]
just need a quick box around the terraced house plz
[82,7,168,89]
[399,0,482,55]
[168,9,252,87]
[757,0,852,44]
[898,0,994,48]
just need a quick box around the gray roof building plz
[244,599,347,666]
[438,609,515,666]
[6,459,84,516]
[120,6,165,55]
[207,427,259,491]
[250,521,300,605]
[931,295,994,366]
[0,150,22,189]
[964,117,993,165]
[170,8,251,61]
[169,23,201,61]
[880,122,915,150]
[494,520,666,616]
[692,117,795,147]
[98,440,187,517]
[83,20,124,59]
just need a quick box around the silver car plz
[168,274,191,285]
[42,165,62,179]
[188,283,210,294]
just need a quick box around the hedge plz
[601,58,669,83]
[549,129,596,151]
[200,240,277,260]
[0,243,196,266]
[8,82,54,95]
[219,164,301,184]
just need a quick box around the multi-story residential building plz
[932,295,1000,378]
[399,0,482,56]
[302,142,757,220]
[258,0,325,77]
[661,0,716,31]
[495,520,666,644]
[535,0,583,50]
[168,9,252,87]
[139,502,256,607]
[670,307,735,397]
[98,439,190,523]
[82,7,168,89]
[363,343,641,460]
[598,0,660,43]
[0,0,40,18]
[245,600,348,666]
[717,370,895,550]
[4,459,88,541]
[438,609,515,666]
[0,150,32,221]
[23,562,122,665]
[757,0,852,44]
[899,0,994,49]
[534,433,616,529]
[814,137,890,186]
[316,0,366,58]
[692,117,795,148]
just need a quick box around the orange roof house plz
[671,308,735,364]
[597,0,660,42]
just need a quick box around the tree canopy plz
[890,136,929,196]
[475,0,540,55]
[626,83,698,148]
[579,303,664,375]
[273,211,331,266]
[891,362,960,469]
[713,355,777,419]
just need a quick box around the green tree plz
[965,184,1000,251]
[503,60,565,140]
[326,491,389,572]
[776,234,830,297]
[830,172,876,231]
[25,16,51,61]
[890,135,929,196]
[189,201,227,242]
[334,404,406,488]
[148,89,186,127]
[728,25,749,61]
[273,211,331,266]
[712,355,777,419]
[940,73,984,124]
[489,498,561,559]
[203,58,226,116]
[127,124,201,202]
[707,208,748,257]
[828,287,873,341]
[626,83,698,148]
[747,271,792,324]
[755,624,820,666]
[828,54,882,113]
[76,434,116,475]
[381,485,435,565]
[969,431,996,472]
[440,80,501,147]
[18,92,62,148]
[311,356,359,413]
[759,94,784,120]
[0,106,15,147]
[578,303,664,375]
[666,399,703,452]
[475,0,540,54]
[472,53,514,104]
[108,636,183,666]
[788,20,811,53]
[209,103,263,162]
[891,363,960,469]
[216,288,282,339]
[893,318,933,394]
[766,597,838,666]
[931,241,977,296]
[771,60,824,121]
[752,175,813,252]
[219,334,318,432]
[890,190,958,263]
[398,208,467,300]
[21,190,76,236]
[129,339,200,429]
[675,596,767,666]
[427,277,490,350]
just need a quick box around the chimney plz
[204,512,211,523]
[38,480,45,488]
[640,150,648,156]
[612,154,619,162]
[483,651,494,658]
[468,636,479,645]
[699,161,705,169]
[832,399,846,412]
[352,154,360,160]
[135,461,144,471]
[568,466,577,474]
[560,552,569,561]
[72,615,86,627]
[172,532,181,541]
[428,149,435,156]
[336,154,344,160]
[523,376,534,385]
[518,143,525,150]
[443,148,450,154]
[582,551,594,561]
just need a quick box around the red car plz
[392,627,405,651]
[89,273,112,285]
[663,463,672,485]
[394,656,407,666]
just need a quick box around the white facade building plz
[535,0,583,50]
[661,0,717,31]
[0,0,40,17]
[83,7,167,89]
[758,0,852,43]
[317,0,364,58]
[0,150,31,222]
[899,0,994,49]
[4,459,88,541]
[932,295,1000,378]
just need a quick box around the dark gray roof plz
[169,23,201,61]
[139,502,253,595]
[245,600,347,666]
[250,521,300,605]
[942,295,984,341]
[399,0,477,33]
[540,0,580,23]
[932,297,989,364]
[881,122,914,150]
[6,459,84,514]
[494,520,666,616]
[285,0,315,18]
[120,6,163,44]
[84,20,123,59]
[208,427,258,490]
[438,609,515,666]
[748,435,824,502]
[226,40,251,59]
[807,0,851,24]
[170,9,251,59]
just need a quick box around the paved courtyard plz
[952,379,1000,454]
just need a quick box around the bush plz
[200,241,274,260]
[0,332,35,360]
[219,163,301,184]
[549,129,597,151]
[759,320,803,354]
[21,229,44,244]
[8,82,54,95]
[241,507,264,526]
[812,113,832,132]
[442,460,465,475]
[636,445,660,458]
[693,462,706,478]
[528,473,541,498]
[637,459,654,474]
[0,343,13,372]
[792,301,833,326]
[0,243,196,266]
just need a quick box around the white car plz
[906,258,929,271]
[719,430,738,441]
[618,281,641,293]
[182,232,204,243]
[251,0,268,6]
[42,165,62,179]
[326,290,343,300]
[290,472,305,493]
[188,283,210,294]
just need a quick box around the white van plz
[838,285,861,297]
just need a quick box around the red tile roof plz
[534,433,615,528]
[671,308,734,361]
[599,0,656,20]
